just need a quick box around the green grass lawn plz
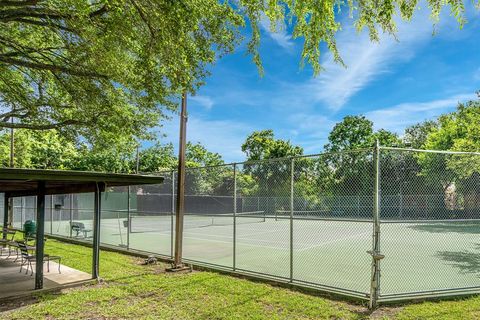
[2,239,480,319]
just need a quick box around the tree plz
[186,142,224,167]
[324,115,401,152]
[404,121,438,149]
[424,96,480,153]
[72,138,137,173]
[138,143,177,173]
[420,95,480,194]
[0,127,224,174]
[322,116,401,208]
[242,130,303,161]
[240,130,303,211]
[1,0,471,141]
[324,116,374,152]
[0,128,78,169]
[0,0,243,143]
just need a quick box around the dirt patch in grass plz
[369,306,404,319]
[0,295,39,313]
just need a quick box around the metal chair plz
[0,228,16,256]
[18,242,61,275]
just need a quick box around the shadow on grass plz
[408,222,480,235]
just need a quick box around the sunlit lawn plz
[1,239,480,319]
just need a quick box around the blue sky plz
[160,5,480,163]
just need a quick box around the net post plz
[127,185,131,250]
[290,158,294,283]
[233,163,237,271]
[369,140,384,309]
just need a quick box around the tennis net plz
[129,211,266,233]
[274,209,377,221]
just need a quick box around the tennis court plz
[49,212,480,298]
[8,146,480,304]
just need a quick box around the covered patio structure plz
[0,168,164,298]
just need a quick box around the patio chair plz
[7,234,37,262]
[0,228,16,256]
[70,222,92,238]
[18,242,61,275]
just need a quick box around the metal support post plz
[3,194,8,238]
[69,194,73,237]
[92,183,103,279]
[50,196,53,235]
[233,163,237,271]
[7,197,13,228]
[35,181,46,290]
[127,186,131,250]
[20,197,24,229]
[368,140,384,309]
[290,158,294,282]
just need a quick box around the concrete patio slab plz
[0,255,91,299]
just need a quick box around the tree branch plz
[0,7,69,21]
[0,46,65,58]
[129,0,155,37]
[89,4,107,18]
[0,0,39,7]
[0,56,107,78]
[5,17,76,32]
[0,119,84,130]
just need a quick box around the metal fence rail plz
[3,145,480,306]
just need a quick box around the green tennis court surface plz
[50,215,480,297]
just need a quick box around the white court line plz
[182,228,282,239]
[183,230,370,251]
[101,221,372,251]
[182,235,284,250]
[297,231,371,252]
[183,231,287,247]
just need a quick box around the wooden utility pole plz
[135,144,140,174]
[169,91,189,271]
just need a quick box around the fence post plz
[233,163,237,271]
[20,197,23,229]
[127,185,131,250]
[369,140,384,309]
[50,196,53,235]
[290,158,294,282]
[69,194,73,238]
[171,171,175,259]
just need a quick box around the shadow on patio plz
[0,254,91,299]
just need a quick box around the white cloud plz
[190,95,214,110]
[303,19,433,110]
[259,15,294,51]
[366,93,476,134]
[270,6,463,111]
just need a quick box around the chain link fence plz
[4,145,480,306]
